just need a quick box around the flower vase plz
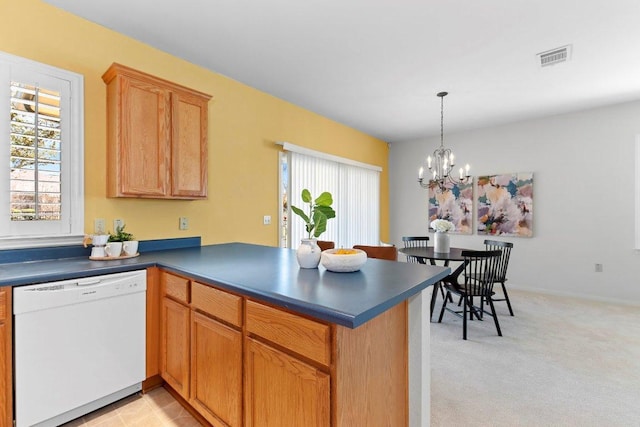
[434,231,450,253]
[297,238,322,268]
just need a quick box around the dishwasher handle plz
[76,278,102,286]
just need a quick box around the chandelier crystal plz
[417,91,470,192]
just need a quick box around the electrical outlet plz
[113,218,124,232]
[595,263,603,272]
[263,215,271,225]
[179,217,189,230]
[94,218,106,234]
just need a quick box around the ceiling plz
[45,0,640,143]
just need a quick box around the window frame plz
[0,51,84,249]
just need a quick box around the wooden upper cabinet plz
[171,91,208,198]
[102,63,211,199]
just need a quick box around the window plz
[281,143,381,249]
[0,52,84,248]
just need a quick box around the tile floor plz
[62,387,202,426]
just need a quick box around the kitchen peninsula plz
[0,242,449,426]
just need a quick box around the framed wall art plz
[477,172,533,237]
[428,179,473,234]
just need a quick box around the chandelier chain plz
[440,93,444,148]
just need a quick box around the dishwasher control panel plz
[13,269,147,314]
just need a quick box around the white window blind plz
[287,149,380,249]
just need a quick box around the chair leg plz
[501,282,514,316]
[438,290,450,323]
[462,295,468,340]
[488,298,502,337]
[430,283,439,321]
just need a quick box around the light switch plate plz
[94,218,105,234]
[113,218,124,232]
[179,217,189,230]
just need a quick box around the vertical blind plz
[288,150,380,249]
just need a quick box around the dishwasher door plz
[13,270,146,427]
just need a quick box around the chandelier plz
[418,91,470,191]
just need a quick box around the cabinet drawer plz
[246,300,330,366]
[191,282,242,327]
[162,272,189,304]
[0,288,6,321]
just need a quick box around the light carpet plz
[430,288,640,427]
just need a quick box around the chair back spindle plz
[462,249,502,297]
[401,236,429,263]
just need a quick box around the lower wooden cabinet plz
[160,272,244,426]
[191,312,242,427]
[161,296,190,399]
[244,337,330,427]
[156,270,408,426]
[0,287,12,427]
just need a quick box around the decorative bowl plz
[320,248,367,272]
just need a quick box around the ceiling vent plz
[537,45,572,67]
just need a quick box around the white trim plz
[510,283,640,307]
[0,234,85,249]
[636,136,640,250]
[0,50,84,248]
[277,141,382,172]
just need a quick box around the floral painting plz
[428,180,473,234]
[477,172,533,237]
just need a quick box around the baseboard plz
[509,284,640,307]
[163,384,213,427]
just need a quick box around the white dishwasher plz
[13,269,146,427]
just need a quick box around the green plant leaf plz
[301,189,312,203]
[315,205,335,219]
[315,192,333,206]
[290,205,309,223]
[313,213,327,237]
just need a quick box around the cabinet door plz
[161,296,190,399]
[245,337,330,427]
[191,312,242,427]
[117,75,171,197]
[0,288,11,427]
[171,91,208,198]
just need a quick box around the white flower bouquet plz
[430,219,455,233]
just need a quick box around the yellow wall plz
[0,0,389,246]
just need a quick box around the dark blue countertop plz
[0,242,450,328]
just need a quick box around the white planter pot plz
[296,238,322,268]
[434,232,450,254]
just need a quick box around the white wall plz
[389,100,640,304]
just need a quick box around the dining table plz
[398,246,471,320]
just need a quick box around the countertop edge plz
[0,244,450,328]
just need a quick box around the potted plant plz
[291,189,336,268]
[430,219,454,253]
[108,224,134,242]
[107,224,139,257]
